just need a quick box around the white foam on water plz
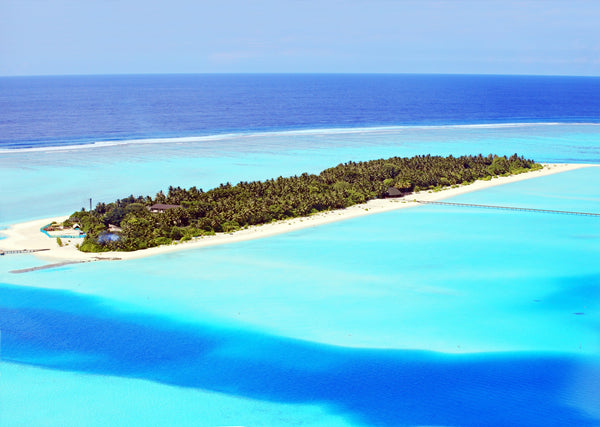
[2,122,597,154]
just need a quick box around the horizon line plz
[2,71,600,79]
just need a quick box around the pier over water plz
[416,200,600,217]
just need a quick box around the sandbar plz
[0,163,594,264]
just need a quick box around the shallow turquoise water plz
[1,125,600,426]
[0,361,358,427]
[3,167,598,354]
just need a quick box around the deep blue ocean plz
[1,74,600,150]
[1,74,599,426]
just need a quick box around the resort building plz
[148,204,182,213]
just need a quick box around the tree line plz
[68,154,541,252]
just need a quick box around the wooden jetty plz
[9,260,86,274]
[416,200,600,217]
[1,248,50,256]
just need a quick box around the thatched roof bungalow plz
[384,187,404,198]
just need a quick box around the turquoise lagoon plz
[1,124,599,426]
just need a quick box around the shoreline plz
[1,163,594,264]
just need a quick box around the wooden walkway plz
[1,248,50,256]
[9,260,86,274]
[416,200,600,217]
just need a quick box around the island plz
[66,154,542,252]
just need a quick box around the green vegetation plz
[68,154,541,252]
[56,237,63,247]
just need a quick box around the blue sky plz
[1,0,599,76]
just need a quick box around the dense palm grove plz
[69,154,541,252]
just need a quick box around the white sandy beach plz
[0,163,594,264]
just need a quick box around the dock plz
[416,200,600,217]
[1,248,50,256]
[9,260,86,274]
